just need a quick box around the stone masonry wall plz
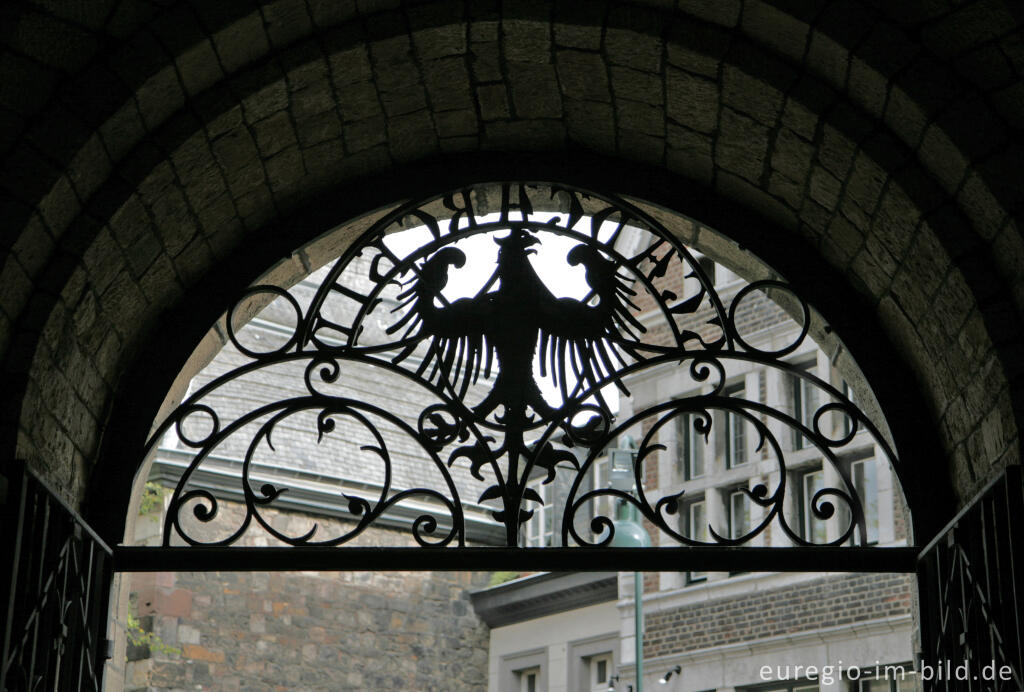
[125,497,490,692]
[644,572,915,658]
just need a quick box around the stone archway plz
[2,2,1023,689]
[2,2,1019,527]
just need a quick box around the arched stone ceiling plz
[0,1,1021,524]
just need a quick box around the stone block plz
[678,0,741,27]
[666,67,718,134]
[182,644,225,663]
[253,111,298,158]
[337,80,381,123]
[410,20,467,60]
[770,126,813,183]
[809,166,842,211]
[326,41,372,86]
[556,50,611,102]
[470,41,502,82]
[509,64,562,119]
[241,78,289,123]
[387,110,439,161]
[716,108,769,183]
[605,27,662,72]
[343,116,388,152]
[610,66,662,104]
[434,109,478,138]
[379,83,428,117]
[565,99,615,153]
[263,0,313,48]
[213,11,270,74]
[476,84,510,121]
[502,17,552,64]
[740,1,808,62]
[421,57,474,110]
[295,110,343,148]
[722,64,784,125]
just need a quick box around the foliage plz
[138,482,164,515]
[488,571,520,587]
[126,612,181,657]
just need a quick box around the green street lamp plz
[607,437,651,692]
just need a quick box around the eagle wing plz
[536,246,646,409]
[386,248,497,400]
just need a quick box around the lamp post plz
[608,438,651,692]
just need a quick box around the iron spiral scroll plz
[145,182,898,550]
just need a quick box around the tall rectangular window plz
[685,499,708,583]
[588,653,612,692]
[520,668,540,692]
[851,458,879,545]
[729,488,750,540]
[676,413,704,480]
[524,479,553,547]
[800,468,827,543]
[725,384,747,468]
[790,363,818,450]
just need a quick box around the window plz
[588,653,612,691]
[800,468,827,543]
[840,380,855,438]
[726,384,747,468]
[790,363,819,450]
[569,635,617,692]
[520,667,541,692]
[849,664,916,692]
[502,650,547,692]
[524,478,553,547]
[675,412,705,480]
[850,458,879,545]
[684,499,708,583]
[729,488,750,540]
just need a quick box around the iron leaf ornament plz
[144,183,899,550]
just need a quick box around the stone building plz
[475,240,919,692]
[2,2,1023,691]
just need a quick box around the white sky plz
[382,214,623,412]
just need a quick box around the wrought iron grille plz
[917,466,1023,691]
[142,182,902,554]
[1,462,113,692]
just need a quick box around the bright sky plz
[382,215,623,412]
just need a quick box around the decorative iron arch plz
[116,181,919,572]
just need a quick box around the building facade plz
[480,244,919,692]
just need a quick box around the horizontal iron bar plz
[113,546,920,573]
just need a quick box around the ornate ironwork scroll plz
[145,182,901,550]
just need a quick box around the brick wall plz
[644,573,915,658]
[125,499,490,692]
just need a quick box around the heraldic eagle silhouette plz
[385,227,647,429]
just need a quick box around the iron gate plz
[917,466,1023,692]
[1,462,113,692]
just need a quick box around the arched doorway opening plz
[107,180,935,690]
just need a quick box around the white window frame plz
[791,363,819,451]
[725,383,747,468]
[850,457,879,545]
[729,488,750,540]
[676,412,705,480]
[685,499,708,583]
[520,667,541,692]
[588,653,613,692]
[800,468,827,543]
[502,650,547,692]
[524,478,553,548]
